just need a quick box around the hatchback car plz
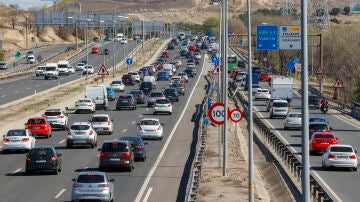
[43,109,68,130]
[147,91,166,107]
[76,63,85,71]
[322,144,358,171]
[35,66,46,76]
[309,122,332,137]
[180,50,188,57]
[157,71,170,81]
[129,90,146,104]
[178,72,189,82]
[310,132,338,155]
[171,81,185,95]
[110,80,125,91]
[154,98,173,115]
[128,71,141,82]
[83,65,94,75]
[119,136,147,161]
[140,81,155,95]
[266,98,283,112]
[2,129,36,153]
[25,146,62,175]
[116,94,137,110]
[25,117,52,138]
[137,118,164,140]
[74,98,96,114]
[162,51,170,58]
[269,100,289,118]
[67,122,98,149]
[91,47,99,54]
[163,87,179,102]
[254,89,270,100]
[71,171,115,202]
[122,74,136,85]
[98,140,134,171]
[106,87,116,101]
[90,114,113,135]
[283,112,302,130]
[185,67,196,77]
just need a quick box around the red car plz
[162,51,170,58]
[230,68,241,79]
[310,132,338,154]
[260,72,271,81]
[25,117,52,138]
[188,45,197,52]
[91,47,99,54]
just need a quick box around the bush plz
[56,26,73,41]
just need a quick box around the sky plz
[0,0,52,10]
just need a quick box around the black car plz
[98,140,134,172]
[25,146,62,175]
[171,38,179,45]
[167,42,175,50]
[201,43,208,49]
[140,81,155,95]
[185,66,197,77]
[122,74,135,85]
[119,136,147,161]
[186,51,194,59]
[180,50,188,57]
[309,94,321,109]
[104,48,109,55]
[116,94,137,110]
[163,87,179,102]
[129,90,146,104]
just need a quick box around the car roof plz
[77,171,106,176]
[309,122,328,125]
[91,114,110,117]
[103,139,129,144]
[328,144,353,148]
[71,122,91,125]
[45,108,62,111]
[140,118,160,121]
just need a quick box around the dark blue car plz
[157,71,169,81]
[119,136,147,161]
[106,87,116,101]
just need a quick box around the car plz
[120,38,128,44]
[154,98,173,115]
[186,51,194,59]
[310,132,338,155]
[114,36,122,42]
[178,72,189,82]
[42,109,68,130]
[269,100,289,118]
[194,52,202,60]
[254,89,270,100]
[25,146,62,175]
[137,118,164,140]
[122,74,136,85]
[98,140,134,171]
[251,84,262,95]
[309,116,328,124]
[68,65,75,74]
[163,67,173,77]
[201,42,208,49]
[25,117,52,138]
[83,65,94,75]
[104,48,109,55]
[129,90,146,104]
[90,114,113,135]
[180,50,188,56]
[147,91,166,107]
[2,129,36,153]
[309,94,321,109]
[309,122,332,137]
[266,98,284,112]
[187,59,196,66]
[0,62,8,70]
[163,87,179,102]
[260,72,271,81]
[167,42,175,50]
[76,63,85,71]
[157,71,170,81]
[322,144,358,171]
[162,51,170,58]
[35,66,45,76]
[116,94,137,110]
[128,71,141,82]
[119,136,147,161]
[66,122,98,148]
[74,98,96,114]
[91,47,99,54]
[106,87,116,101]
[283,112,302,130]
[188,45,197,51]
[171,81,185,95]
[139,67,150,77]
[140,81,156,95]
[110,80,125,91]
[235,71,247,81]
[71,171,115,201]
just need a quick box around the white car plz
[194,52,202,60]
[75,98,96,114]
[120,38,128,44]
[163,68,173,77]
[76,63,86,71]
[110,80,125,91]
[254,89,271,100]
[66,122,98,148]
[322,144,358,171]
[83,65,94,75]
[43,109,68,130]
[284,112,302,130]
[2,129,36,153]
[90,114,113,135]
[153,98,172,115]
[137,118,164,140]
[251,84,261,95]
[114,36,122,42]
[35,66,45,76]
[170,76,182,84]
[236,72,247,81]
[68,65,75,74]
[269,100,289,118]
[128,71,141,82]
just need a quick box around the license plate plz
[36,160,46,163]
[337,156,348,159]
[33,126,40,129]
[110,158,120,161]
[11,140,20,142]
[74,140,86,144]
[320,142,329,144]
[75,132,84,135]
[122,101,128,103]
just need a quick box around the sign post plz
[333,78,344,100]
[315,67,324,92]
[126,58,133,72]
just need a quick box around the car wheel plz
[63,125,67,131]
[169,112,172,115]
[284,127,287,130]
[91,143,95,149]
[127,164,133,172]
[58,168,62,172]
[159,136,163,140]
[66,142,72,149]
[25,170,31,175]
[322,161,327,169]
[154,111,157,115]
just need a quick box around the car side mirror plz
[109,179,115,182]
[330,127,333,130]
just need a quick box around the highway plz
[0,41,138,106]
[0,39,209,201]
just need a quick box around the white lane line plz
[54,188,66,199]
[25,87,30,90]
[1,95,6,97]
[134,54,208,202]
[58,139,66,144]
[143,187,153,202]
[12,168,22,173]
[131,121,136,125]
[139,115,143,118]
[122,129,127,133]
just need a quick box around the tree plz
[344,7,350,15]
[8,9,21,29]
[353,79,360,102]
[202,17,219,33]
[329,8,341,16]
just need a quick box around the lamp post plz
[113,20,116,78]
[67,16,78,51]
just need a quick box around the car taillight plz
[328,154,335,159]
[121,152,131,158]
[88,104,93,107]
[72,183,83,187]
[108,121,111,125]
[22,137,29,142]
[50,156,57,161]
[25,125,29,129]
[58,115,64,118]
[67,130,71,135]
[98,184,109,188]
[325,129,331,132]
[133,145,142,150]
[100,152,108,158]
[312,140,317,144]
[89,130,93,135]
[3,138,9,143]
[26,157,31,161]
[349,155,357,159]
[157,126,161,130]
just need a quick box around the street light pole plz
[113,20,116,78]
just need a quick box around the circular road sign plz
[229,108,243,123]
[126,58,133,65]
[208,102,225,125]
[316,74,323,80]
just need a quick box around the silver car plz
[137,118,164,140]
[269,100,289,118]
[322,144,358,171]
[90,114,114,135]
[284,112,302,130]
[2,129,36,153]
[66,122,98,148]
[71,171,115,202]
[254,89,271,100]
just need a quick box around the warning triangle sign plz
[316,67,324,74]
[97,64,109,76]
[333,79,344,88]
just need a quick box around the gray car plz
[147,91,165,107]
[71,171,115,202]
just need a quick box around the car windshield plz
[45,66,56,71]
[309,124,328,131]
[330,147,353,153]
[314,134,334,139]
[37,67,45,70]
[273,102,288,107]
[44,111,61,116]
[77,174,105,183]
[101,142,128,152]
[140,120,159,126]
[7,130,26,136]
[156,99,170,104]
[71,125,90,130]
[120,137,141,144]
[78,63,85,66]
[91,116,108,122]
[27,119,45,124]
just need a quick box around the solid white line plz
[132,121,136,125]
[134,54,208,202]
[12,168,22,173]
[122,129,127,133]
[143,187,153,202]
[1,95,6,97]
[54,188,66,199]
[58,139,66,144]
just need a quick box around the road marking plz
[12,168,22,174]
[139,115,143,118]
[134,54,207,202]
[58,139,66,144]
[131,121,136,125]
[122,129,127,133]
[1,95,6,97]
[54,188,66,199]
[143,187,153,202]
[14,90,19,94]
[26,87,30,90]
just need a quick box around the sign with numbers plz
[208,102,225,125]
[229,108,243,123]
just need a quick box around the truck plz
[85,85,108,110]
[270,77,293,99]
[244,73,259,90]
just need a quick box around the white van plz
[143,75,156,86]
[85,85,108,110]
[163,63,175,73]
[44,63,59,80]
[57,60,71,76]
[27,55,35,64]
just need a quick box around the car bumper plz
[93,127,112,134]
[284,122,301,129]
[137,131,162,139]
[75,106,94,112]
[72,190,111,202]
[255,95,270,100]
[3,142,32,150]
[154,107,172,113]
[116,104,135,109]
[47,121,66,128]
[271,111,288,117]
[325,159,358,168]
[26,162,58,173]
[67,139,95,146]
[99,158,131,168]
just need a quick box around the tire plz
[127,164,133,172]
[169,112,172,115]
[66,142,72,149]
[25,170,31,176]
[91,143,95,149]
[44,76,48,80]
[284,127,287,130]
[322,161,327,170]
[63,125,67,131]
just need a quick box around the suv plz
[35,66,45,76]
[90,114,114,135]
[140,81,155,95]
[269,100,289,118]
[42,109,68,130]
[147,91,166,107]
[309,94,321,109]
[25,146,62,175]
[116,94,137,110]
[119,136,147,161]
[43,63,59,80]
[98,140,134,172]
[67,122,98,148]
[163,87,179,102]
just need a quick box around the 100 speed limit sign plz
[208,102,225,125]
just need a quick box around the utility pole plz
[25,17,29,49]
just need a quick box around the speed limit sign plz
[229,108,243,123]
[208,102,225,125]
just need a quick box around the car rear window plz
[314,134,334,139]
[77,174,105,183]
[112,81,122,84]
[330,147,353,153]
[119,95,132,100]
[273,102,288,107]
[27,119,45,124]
[28,148,53,158]
[156,99,170,104]
[140,120,159,125]
[309,124,328,131]
[288,114,301,118]
[44,111,61,116]
[309,118,326,123]
[120,137,141,144]
[71,125,90,130]
[150,92,164,97]
[101,142,128,152]
[91,116,108,122]
[7,130,26,136]
[77,99,91,103]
